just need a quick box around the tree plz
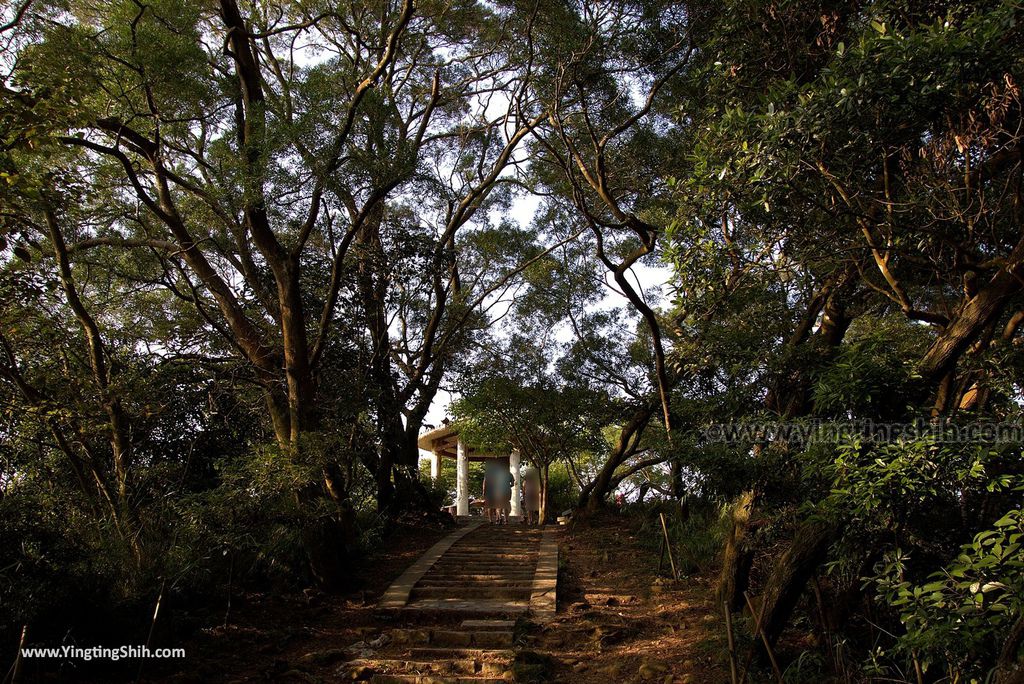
[667,0,1024,665]
[2,0,552,582]
[452,336,609,524]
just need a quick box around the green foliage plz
[817,434,1024,678]
[812,317,930,419]
[543,462,578,517]
[629,499,732,576]
[875,508,1024,677]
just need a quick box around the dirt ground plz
[525,512,731,683]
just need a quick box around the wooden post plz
[743,591,783,683]
[724,603,739,684]
[659,512,678,580]
[8,624,27,683]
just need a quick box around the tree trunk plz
[45,207,139,555]
[718,490,756,612]
[579,404,653,513]
[996,614,1024,684]
[755,519,836,649]
[919,234,1024,381]
[719,285,855,613]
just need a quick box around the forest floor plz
[528,512,730,683]
[33,513,730,683]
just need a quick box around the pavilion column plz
[456,438,469,516]
[509,448,522,517]
[430,450,441,481]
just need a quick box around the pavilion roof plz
[417,424,506,461]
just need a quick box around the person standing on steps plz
[499,469,515,524]
[523,468,541,526]
[482,466,498,524]
[483,460,515,525]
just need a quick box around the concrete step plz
[401,598,529,617]
[410,586,532,601]
[438,551,537,559]
[417,578,534,588]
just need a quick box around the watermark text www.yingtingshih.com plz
[20,644,186,661]
[700,419,1024,445]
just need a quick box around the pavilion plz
[417,424,522,517]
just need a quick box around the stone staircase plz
[340,522,558,683]
[404,525,541,617]
[345,619,518,683]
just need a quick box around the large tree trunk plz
[579,404,653,513]
[756,519,836,649]
[919,233,1024,381]
[996,615,1024,684]
[719,282,855,613]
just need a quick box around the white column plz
[509,448,522,517]
[456,438,469,516]
[430,450,441,481]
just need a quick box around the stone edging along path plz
[529,528,559,620]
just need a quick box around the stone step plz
[350,657,479,676]
[439,550,538,557]
[460,619,516,631]
[465,632,514,649]
[430,565,535,573]
[427,570,534,578]
[437,550,536,557]
[370,675,510,684]
[428,564,536,571]
[424,571,535,579]
[419,577,536,589]
[427,630,515,649]
[407,647,514,661]
[426,565,535,572]
[447,544,538,550]
[387,629,514,649]
[421,577,533,586]
[431,561,536,571]
[411,586,532,601]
